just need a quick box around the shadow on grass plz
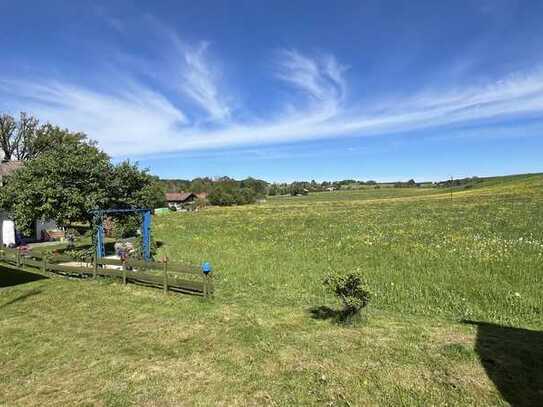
[464,320,543,407]
[0,289,42,309]
[308,305,365,325]
[0,266,48,288]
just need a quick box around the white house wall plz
[0,211,16,247]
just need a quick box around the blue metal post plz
[142,210,152,261]
[95,216,105,259]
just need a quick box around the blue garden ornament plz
[202,262,212,274]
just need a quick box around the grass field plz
[1,174,542,406]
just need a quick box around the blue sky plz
[1,0,542,182]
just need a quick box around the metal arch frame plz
[91,208,152,262]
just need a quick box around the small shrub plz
[111,215,140,239]
[64,228,79,248]
[64,247,94,262]
[129,236,158,260]
[323,270,371,321]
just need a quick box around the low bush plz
[63,247,94,262]
[111,215,140,239]
[323,270,371,321]
[208,185,257,206]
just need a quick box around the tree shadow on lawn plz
[308,305,366,325]
[464,320,543,407]
[0,265,48,288]
[0,289,42,309]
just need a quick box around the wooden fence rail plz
[0,247,213,298]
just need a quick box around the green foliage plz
[436,176,481,188]
[394,179,420,188]
[63,247,94,262]
[240,177,268,195]
[108,161,165,209]
[268,184,279,196]
[64,227,80,249]
[0,112,85,161]
[0,137,165,235]
[0,140,111,233]
[130,235,158,260]
[323,270,371,319]
[289,182,308,196]
[208,185,256,206]
[161,176,266,206]
[111,215,140,239]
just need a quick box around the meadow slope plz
[1,174,542,406]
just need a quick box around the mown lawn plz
[1,174,542,406]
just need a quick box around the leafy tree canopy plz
[108,161,165,210]
[0,139,164,234]
[0,112,85,161]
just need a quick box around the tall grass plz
[156,174,543,328]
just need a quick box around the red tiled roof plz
[165,192,196,202]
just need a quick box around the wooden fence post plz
[122,259,127,285]
[203,271,208,298]
[93,254,97,279]
[201,262,212,299]
[163,257,168,294]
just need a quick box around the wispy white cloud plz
[1,45,543,158]
[275,49,347,119]
[180,42,231,121]
[0,79,187,155]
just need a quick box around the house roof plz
[0,161,23,177]
[165,192,196,202]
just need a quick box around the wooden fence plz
[0,247,213,298]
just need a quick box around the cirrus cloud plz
[1,40,543,157]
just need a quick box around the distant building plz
[165,192,198,211]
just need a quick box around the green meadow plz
[1,174,542,406]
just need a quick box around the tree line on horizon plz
[160,177,428,203]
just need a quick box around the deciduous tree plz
[0,112,85,161]
[0,140,111,233]
[0,141,164,234]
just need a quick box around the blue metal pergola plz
[91,208,152,262]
